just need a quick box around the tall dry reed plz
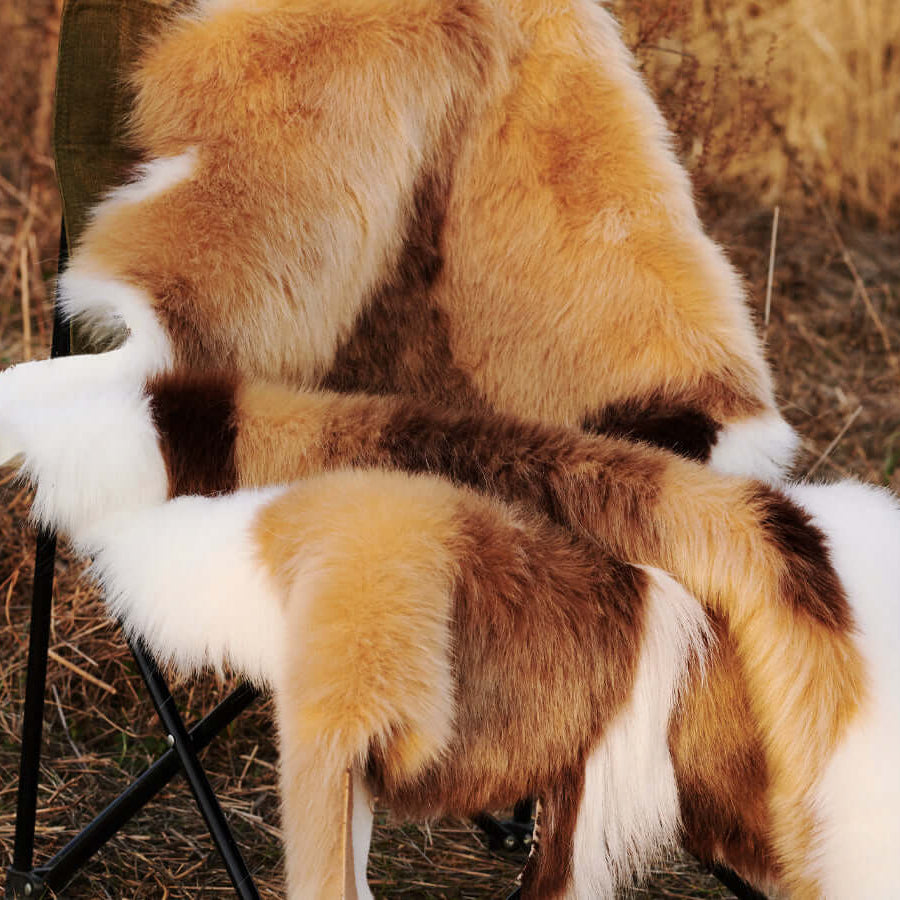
[614,0,900,226]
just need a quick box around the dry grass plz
[0,0,898,897]
[615,0,900,227]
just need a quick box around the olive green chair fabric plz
[53,0,186,244]
[53,0,184,352]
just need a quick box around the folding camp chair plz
[4,3,770,897]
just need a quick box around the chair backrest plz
[54,0,188,242]
[53,0,185,350]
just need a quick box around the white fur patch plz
[101,149,198,213]
[709,411,799,483]
[0,350,167,543]
[55,153,194,369]
[570,567,709,897]
[786,481,900,898]
[56,269,173,373]
[351,767,375,900]
[86,488,289,686]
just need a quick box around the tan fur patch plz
[255,470,464,897]
[435,1,776,428]
[671,612,781,887]
[73,0,517,385]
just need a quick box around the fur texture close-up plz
[4,360,899,896]
[1,0,898,898]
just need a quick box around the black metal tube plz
[11,530,58,874]
[512,798,533,824]
[128,639,260,899]
[37,683,258,893]
[709,863,770,900]
[49,227,72,359]
[10,225,71,874]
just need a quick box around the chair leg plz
[35,683,258,895]
[5,530,59,899]
[6,226,72,899]
[128,638,261,900]
[6,220,260,898]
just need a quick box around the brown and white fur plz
[2,370,898,897]
[79,470,710,899]
[3,0,880,894]
[55,0,796,478]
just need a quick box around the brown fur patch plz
[753,487,852,631]
[583,395,721,462]
[322,287,479,404]
[582,372,767,462]
[320,127,497,412]
[321,169,484,408]
[375,402,668,532]
[671,612,781,886]
[395,169,448,294]
[147,371,238,496]
[369,496,647,838]
[518,761,587,899]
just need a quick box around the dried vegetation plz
[618,0,900,226]
[0,0,898,896]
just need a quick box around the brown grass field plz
[0,0,898,897]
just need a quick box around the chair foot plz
[4,869,46,900]
[10,529,58,881]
